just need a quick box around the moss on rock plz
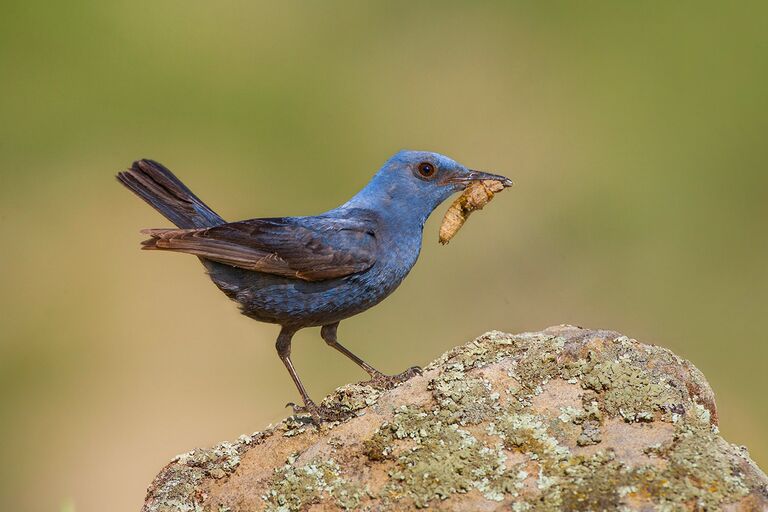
[263,458,364,511]
[143,326,768,512]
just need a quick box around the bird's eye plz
[417,162,436,178]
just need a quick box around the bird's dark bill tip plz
[468,169,513,187]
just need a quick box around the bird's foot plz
[364,366,422,390]
[286,400,349,425]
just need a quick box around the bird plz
[117,150,512,420]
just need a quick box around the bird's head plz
[348,150,512,225]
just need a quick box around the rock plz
[142,326,768,511]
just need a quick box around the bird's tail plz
[117,159,225,229]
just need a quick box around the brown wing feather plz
[141,212,378,281]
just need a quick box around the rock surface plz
[142,326,768,511]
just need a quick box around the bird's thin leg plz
[320,322,382,377]
[276,327,313,406]
[320,322,421,389]
[276,326,346,422]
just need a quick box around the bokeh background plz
[1,2,767,510]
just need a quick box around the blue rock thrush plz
[117,150,512,420]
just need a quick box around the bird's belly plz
[205,258,413,327]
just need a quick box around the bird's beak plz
[457,169,513,188]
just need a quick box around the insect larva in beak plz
[439,180,506,244]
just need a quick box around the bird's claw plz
[401,365,423,379]
[285,400,348,424]
[364,365,422,390]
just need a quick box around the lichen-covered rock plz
[142,326,768,511]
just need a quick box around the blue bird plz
[117,150,511,420]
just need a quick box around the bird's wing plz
[141,210,378,281]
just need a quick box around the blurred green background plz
[1,1,766,510]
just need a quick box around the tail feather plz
[117,159,224,229]
[139,227,199,250]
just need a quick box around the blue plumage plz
[118,150,511,419]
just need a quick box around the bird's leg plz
[276,327,313,407]
[320,322,380,376]
[276,326,346,423]
[320,322,421,390]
